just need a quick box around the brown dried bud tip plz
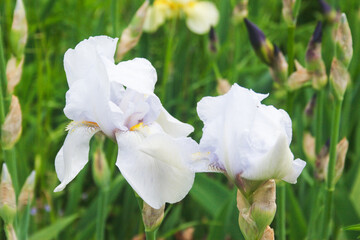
[232,0,248,24]
[333,13,353,67]
[304,94,317,117]
[18,171,36,211]
[6,55,24,93]
[0,164,16,224]
[142,202,165,232]
[303,132,316,163]
[1,95,22,149]
[216,79,231,95]
[330,58,350,101]
[315,139,329,181]
[282,0,295,26]
[287,60,310,90]
[116,0,149,61]
[333,137,348,183]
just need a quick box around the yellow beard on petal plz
[130,122,144,131]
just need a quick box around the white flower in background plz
[196,84,306,183]
[54,36,198,209]
[143,0,219,34]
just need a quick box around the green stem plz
[111,0,118,37]
[287,25,295,75]
[96,187,109,240]
[4,149,19,196]
[315,89,325,154]
[277,182,286,240]
[145,229,157,240]
[322,98,342,239]
[0,22,7,126]
[160,18,176,102]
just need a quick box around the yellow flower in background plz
[143,0,219,34]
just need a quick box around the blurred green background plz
[1,0,360,239]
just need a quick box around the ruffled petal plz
[282,159,307,184]
[54,122,100,192]
[115,127,195,209]
[106,58,157,95]
[64,36,118,88]
[184,1,219,34]
[156,107,194,137]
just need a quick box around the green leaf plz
[189,174,232,217]
[29,214,78,240]
[344,224,360,231]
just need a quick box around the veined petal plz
[143,5,168,32]
[156,107,194,137]
[184,1,219,34]
[106,58,157,95]
[115,126,195,209]
[54,122,100,192]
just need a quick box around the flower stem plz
[322,98,342,239]
[0,22,7,126]
[145,229,157,240]
[287,25,295,74]
[315,89,325,154]
[111,0,118,37]
[96,187,109,240]
[160,18,176,102]
[277,182,286,240]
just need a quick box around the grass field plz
[1,0,360,239]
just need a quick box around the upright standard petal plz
[115,125,196,209]
[106,58,157,95]
[197,84,305,183]
[184,1,219,34]
[54,122,100,192]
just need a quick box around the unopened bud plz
[142,201,165,232]
[6,55,24,93]
[0,164,16,224]
[237,180,276,240]
[10,0,28,58]
[333,137,348,184]
[304,94,317,117]
[288,60,311,90]
[315,140,330,181]
[92,148,110,188]
[282,0,295,26]
[330,58,350,101]
[261,226,275,240]
[18,171,35,211]
[232,0,248,24]
[333,13,353,67]
[216,79,231,95]
[269,46,288,84]
[303,132,316,163]
[1,96,22,149]
[318,0,339,23]
[244,19,274,66]
[116,0,149,61]
[208,27,218,54]
[306,22,327,90]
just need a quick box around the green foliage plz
[0,0,360,239]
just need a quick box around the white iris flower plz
[54,36,198,209]
[143,0,219,34]
[196,84,306,184]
